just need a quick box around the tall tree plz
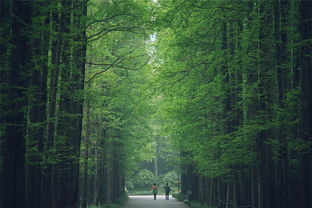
[0,1,33,208]
[298,1,312,207]
[26,1,50,208]
[154,0,312,208]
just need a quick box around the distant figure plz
[152,183,158,200]
[164,183,171,200]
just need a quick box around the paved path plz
[123,195,189,208]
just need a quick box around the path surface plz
[123,195,189,208]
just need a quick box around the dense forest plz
[154,1,312,208]
[0,0,311,208]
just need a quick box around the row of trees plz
[1,1,87,207]
[2,1,311,208]
[81,17,153,205]
[0,0,152,208]
[154,0,311,208]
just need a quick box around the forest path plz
[123,195,189,208]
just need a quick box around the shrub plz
[126,169,154,191]
[172,193,186,201]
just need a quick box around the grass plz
[127,190,168,195]
[171,194,215,208]
[88,204,120,208]
[172,193,187,202]
[188,201,215,208]
[87,194,128,208]
[126,190,153,195]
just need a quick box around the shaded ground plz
[123,195,189,208]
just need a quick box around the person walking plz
[152,183,158,200]
[164,183,171,200]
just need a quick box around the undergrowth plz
[188,201,215,208]
[87,194,128,208]
[172,193,187,201]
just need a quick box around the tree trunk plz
[68,1,88,206]
[26,2,50,208]
[0,1,33,208]
[298,1,312,208]
[154,144,159,179]
[82,91,91,208]
[43,1,61,207]
[55,0,72,207]
[0,0,11,199]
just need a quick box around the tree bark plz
[0,1,33,208]
[26,2,50,208]
[43,1,62,207]
[298,1,312,208]
[82,91,91,208]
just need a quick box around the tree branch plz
[84,58,123,85]
[85,10,127,29]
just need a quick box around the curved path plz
[123,195,189,208]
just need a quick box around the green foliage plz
[1,0,307,207]
[152,0,304,185]
[126,169,154,191]
[159,171,179,192]
[88,203,122,208]
[79,0,158,205]
[189,201,214,208]
[87,195,128,208]
[172,193,187,202]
